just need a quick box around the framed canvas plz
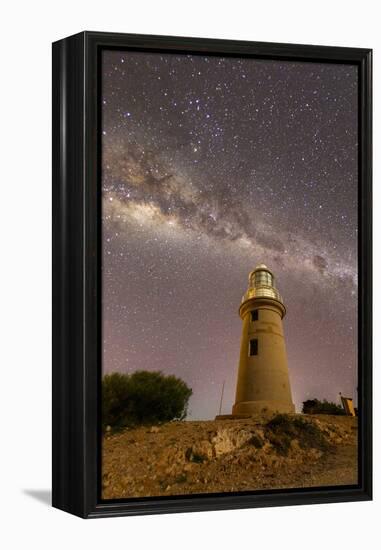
[52,31,372,518]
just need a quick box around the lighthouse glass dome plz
[251,268,273,287]
[242,264,283,304]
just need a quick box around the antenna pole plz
[218,380,225,416]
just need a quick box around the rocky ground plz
[102,413,358,499]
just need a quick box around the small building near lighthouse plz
[232,264,295,415]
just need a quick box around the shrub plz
[102,372,131,428]
[248,434,264,449]
[302,398,345,415]
[102,370,192,429]
[265,414,329,455]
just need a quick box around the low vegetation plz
[265,414,330,456]
[302,398,345,415]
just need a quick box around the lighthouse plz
[232,264,295,415]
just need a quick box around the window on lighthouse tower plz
[251,310,258,322]
[249,339,258,356]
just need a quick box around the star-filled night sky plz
[101,50,358,418]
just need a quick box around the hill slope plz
[102,414,357,499]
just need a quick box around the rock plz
[212,428,255,456]
[308,448,323,460]
[150,426,160,433]
[190,440,214,461]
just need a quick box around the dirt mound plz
[102,414,358,499]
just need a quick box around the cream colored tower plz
[232,264,295,415]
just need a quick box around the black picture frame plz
[52,31,372,519]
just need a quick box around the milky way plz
[101,50,358,418]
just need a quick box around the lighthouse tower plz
[232,264,295,415]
